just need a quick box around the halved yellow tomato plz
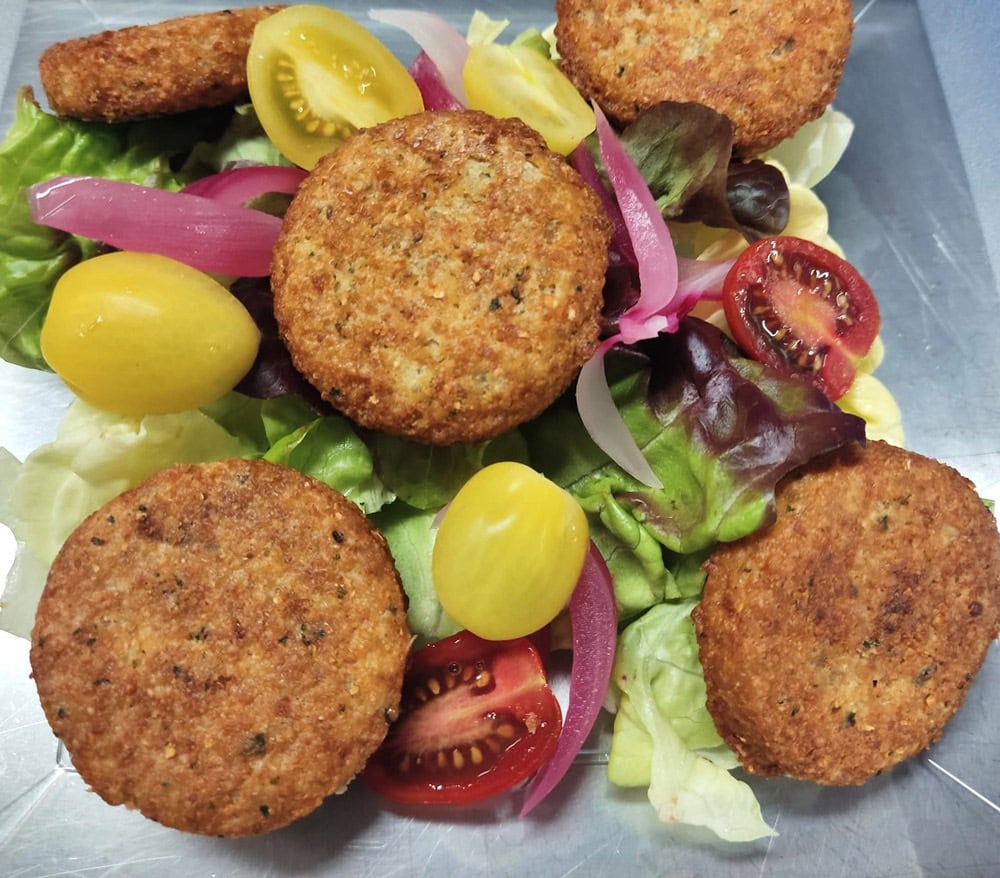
[463,43,594,155]
[247,5,424,169]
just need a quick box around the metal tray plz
[2,2,998,875]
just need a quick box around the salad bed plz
[1,2,998,874]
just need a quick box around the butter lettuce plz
[369,502,461,644]
[0,392,391,637]
[0,397,256,636]
[766,105,854,189]
[608,601,775,842]
[264,416,394,514]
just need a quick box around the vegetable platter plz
[1,1,998,875]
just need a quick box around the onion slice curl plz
[520,541,618,817]
[574,106,736,488]
[180,165,307,205]
[368,9,470,104]
[27,175,282,277]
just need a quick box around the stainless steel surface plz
[1,1,998,875]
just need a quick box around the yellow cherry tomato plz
[432,462,589,640]
[40,252,260,415]
[462,43,595,155]
[247,5,424,169]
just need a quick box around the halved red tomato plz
[722,236,880,400]
[363,631,562,805]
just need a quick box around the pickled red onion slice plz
[570,143,637,270]
[593,104,678,343]
[27,175,281,277]
[409,51,466,111]
[677,255,733,300]
[575,339,664,488]
[521,542,618,816]
[180,165,307,205]
[368,9,469,104]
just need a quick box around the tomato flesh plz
[463,43,595,155]
[722,236,880,400]
[363,632,562,805]
[247,6,424,169]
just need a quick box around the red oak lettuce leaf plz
[614,102,790,241]
[525,318,864,616]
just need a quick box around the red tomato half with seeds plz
[722,236,880,400]
[363,631,562,805]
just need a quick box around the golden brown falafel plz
[38,6,285,122]
[555,0,854,155]
[692,440,1000,785]
[271,109,612,446]
[30,458,410,836]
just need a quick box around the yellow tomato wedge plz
[40,252,260,415]
[432,462,589,640]
[463,43,595,155]
[247,5,424,169]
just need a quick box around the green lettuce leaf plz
[367,430,528,639]
[369,502,460,644]
[0,91,278,371]
[264,415,394,514]
[0,89,173,368]
[526,319,866,620]
[177,103,290,181]
[0,396,261,637]
[199,391,318,452]
[608,601,775,842]
[372,429,529,511]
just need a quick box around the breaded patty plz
[692,440,1000,785]
[30,459,410,836]
[555,0,854,155]
[38,6,285,122]
[271,110,611,445]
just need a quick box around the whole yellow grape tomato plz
[40,251,260,415]
[432,462,589,640]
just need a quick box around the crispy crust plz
[555,0,854,155]
[38,6,285,122]
[30,459,410,836]
[692,440,1000,785]
[271,110,611,445]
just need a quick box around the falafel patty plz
[692,440,1000,785]
[555,0,854,155]
[271,110,612,446]
[30,458,410,836]
[38,6,285,122]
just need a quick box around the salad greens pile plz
[0,88,285,369]
[0,9,883,845]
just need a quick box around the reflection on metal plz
[927,758,1000,814]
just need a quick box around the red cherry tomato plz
[362,631,562,805]
[722,236,880,400]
